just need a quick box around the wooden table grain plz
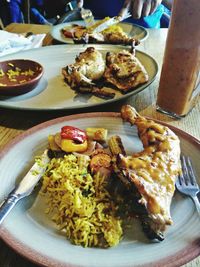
[0,23,199,267]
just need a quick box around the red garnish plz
[61,126,87,143]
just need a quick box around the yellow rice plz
[40,154,122,247]
[87,17,124,35]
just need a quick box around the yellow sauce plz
[119,116,181,223]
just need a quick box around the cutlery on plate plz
[80,7,95,27]
[92,12,131,33]
[176,155,200,216]
[0,149,50,225]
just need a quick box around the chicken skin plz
[62,47,105,89]
[104,50,149,92]
[112,105,181,240]
[74,31,139,47]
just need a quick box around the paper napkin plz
[0,30,46,57]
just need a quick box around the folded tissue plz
[0,30,46,57]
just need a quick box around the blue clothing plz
[0,0,49,26]
[7,0,24,23]
[84,0,165,28]
[30,7,49,24]
[0,0,12,26]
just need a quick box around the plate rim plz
[50,20,149,44]
[0,45,158,111]
[0,111,200,267]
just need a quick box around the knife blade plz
[92,13,131,34]
[0,149,50,225]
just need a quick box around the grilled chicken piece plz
[62,47,105,88]
[104,50,149,92]
[61,25,86,39]
[112,105,181,240]
[62,20,140,46]
[74,31,139,46]
[77,86,115,99]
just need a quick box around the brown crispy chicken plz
[62,47,149,99]
[62,47,105,88]
[74,31,139,46]
[104,50,149,92]
[112,105,181,240]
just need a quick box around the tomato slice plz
[61,126,87,143]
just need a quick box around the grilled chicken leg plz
[113,105,181,240]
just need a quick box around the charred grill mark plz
[112,105,181,242]
[48,149,67,159]
[141,218,165,241]
[63,48,148,98]
[77,86,115,99]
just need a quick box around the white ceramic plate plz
[0,112,199,267]
[0,44,157,111]
[51,20,149,44]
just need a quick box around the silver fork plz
[80,8,95,28]
[121,11,132,19]
[176,155,200,216]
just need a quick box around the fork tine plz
[180,155,199,187]
[176,155,200,216]
[180,155,189,185]
[186,156,199,187]
[123,11,131,19]
[80,8,95,27]
[177,173,184,186]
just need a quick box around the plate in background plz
[0,44,158,111]
[51,20,149,44]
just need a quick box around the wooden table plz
[0,23,199,267]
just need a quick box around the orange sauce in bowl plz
[0,59,43,95]
[0,65,36,86]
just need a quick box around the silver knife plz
[92,13,131,33]
[0,149,50,225]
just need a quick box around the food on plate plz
[40,105,181,247]
[50,126,88,153]
[62,47,105,89]
[73,30,139,46]
[61,126,87,142]
[62,47,149,98]
[42,126,122,248]
[73,85,116,99]
[104,49,149,92]
[61,24,86,39]
[41,154,122,248]
[112,105,181,240]
[86,127,108,142]
[61,17,122,38]
[61,18,139,46]
[90,149,112,177]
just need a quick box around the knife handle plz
[0,192,21,225]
